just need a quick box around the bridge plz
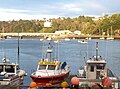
[0,33,56,37]
[0,33,120,39]
[0,33,56,39]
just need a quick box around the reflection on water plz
[0,39,120,86]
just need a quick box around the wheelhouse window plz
[16,65,20,70]
[0,65,3,72]
[96,64,105,70]
[39,65,46,70]
[48,65,56,70]
[5,65,15,73]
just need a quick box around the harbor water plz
[0,38,120,86]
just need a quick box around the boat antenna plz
[96,42,99,61]
[83,56,86,64]
[86,41,88,61]
[57,41,59,61]
[54,40,59,61]
[41,40,44,59]
[17,32,20,64]
[80,51,87,64]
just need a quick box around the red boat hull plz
[30,71,70,86]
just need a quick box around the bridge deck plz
[0,33,120,39]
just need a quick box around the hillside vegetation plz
[0,14,120,35]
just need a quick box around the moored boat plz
[30,41,70,86]
[64,38,70,41]
[0,57,26,85]
[106,37,114,40]
[78,40,87,44]
[77,42,119,88]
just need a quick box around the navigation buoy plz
[29,82,37,88]
[71,77,79,85]
[61,81,68,88]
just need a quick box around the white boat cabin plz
[86,56,107,79]
[0,62,19,78]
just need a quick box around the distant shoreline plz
[1,35,120,40]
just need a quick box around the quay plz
[1,33,120,39]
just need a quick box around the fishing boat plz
[77,42,119,88]
[30,41,70,86]
[0,34,27,86]
[0,57,26,85]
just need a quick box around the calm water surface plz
[0,39,120,85]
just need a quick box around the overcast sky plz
[0,0,120,21]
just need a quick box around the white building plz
[44,21,52,27]
[74,30,81,35]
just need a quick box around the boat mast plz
[96,42,98,61]
[17,33,20,64]
[47,41,52,61]
[58,41,59,61]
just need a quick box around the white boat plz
[99,37,105,40]
[64,38,70,41]
[85,37,91,40]
[30,41,70,86]
[40,39,43,41]
[77,42,119,88]
[0,57,27,85]
[106,37,114,40]
[54,40,59,43]
[6,36,12,39]
[78,40,87,44]
[47,37,52,40]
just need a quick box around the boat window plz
[96,64,104,69]
[48,65,56,70]
[39,65,46,70]
[16,65,20,70]
[0,65,3,72]
[90,65,94,72]
[61,62,67,69]
[5,65,15,73]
